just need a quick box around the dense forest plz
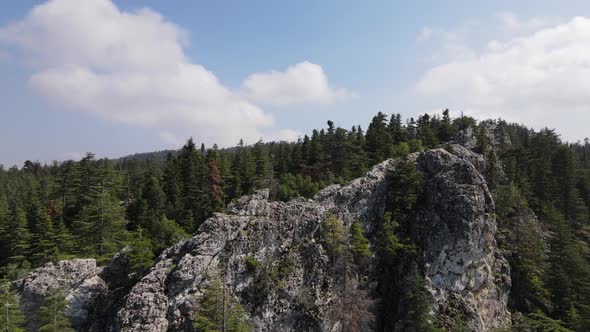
[1,110,590,331]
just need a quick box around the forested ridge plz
[2,110,590,331]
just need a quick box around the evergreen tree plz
[238,141,257,196]
[127,229,154,278]
[178,138,205,231]
[2,195,30,266]
[438,109,456,142]
[30,208,59,266]
[417,114,438,149]
[37,291,75,332]
[161,153,183,222]
[253,140,270,188]
[76,160,127,260]
[0,280,25,332]
[365,112,392,165]
[194,275,251,332]
[349,219,371,270]
[544,206,590,330]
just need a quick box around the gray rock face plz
[15,259,100,331]
[15,252,136,331]
[17,148,512,332]
[117,161,393,332]
[416,149,511,330]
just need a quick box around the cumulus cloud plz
[242,61,354,106]
[416,16,590,141]
[0,0,349,147]
[496,12,558,34]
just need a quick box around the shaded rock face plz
[15,259,100,331]
[416,149,511,330]
[17,149,511,331]
[15,252,136,331]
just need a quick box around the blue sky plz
[1,0,590,167]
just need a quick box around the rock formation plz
[15,147,513,331]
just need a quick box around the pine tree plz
[437,109,456,142]
[37,291,75,332]
[253,140,270,188]
[194,275,251,332]
[178,138,205,231]
[127,229,154,278]
[308,130,324,181]
[238,142,257,196]
[30,209,59,266]
[349,219,371,270]
[139,169,166,231]
[416,114,438,149]
[76,160,127,261]
[365,112,391,165]
[321,214,346,262]
[162,153,183,222]
[389,113,405,145]
[544,205,590,330]
[0,280,25,332]
[3,195,30,266]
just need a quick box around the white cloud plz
[496,12,558,33]
[0,0,351,147]
[415,21,480,63]
[242,61,354,106]
[416,16,590,141]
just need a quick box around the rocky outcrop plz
[416,149,511,330]
[15,252,136,331]
[15,259,100,331]
[16,149,512,331]
[117,161,393,332]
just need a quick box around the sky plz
[1,0,590,167]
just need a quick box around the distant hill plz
[114,149,178,163]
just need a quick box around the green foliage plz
[349,220,371,269]
[543,205,590,330]
[0,110,473,277]
[274,173,320,201]
[398,271,438,332]
[194,276,252,332]
[127,229,155,277]
[0,280,25,332]
[508,312,572,332]
[321,214,346,260]
[494,184,550,313]
[149,216,189,253]
[1,110,590,330]
[244,256,260,272]
[37,291,75,332]
[376,155,426,331]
